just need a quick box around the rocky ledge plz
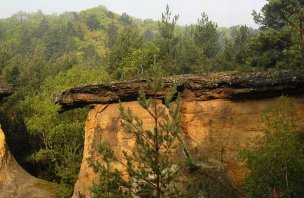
[54,70,304,112]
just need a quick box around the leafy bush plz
[239,97,304,198]
[21,66,109,197]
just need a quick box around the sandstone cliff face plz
[0,84,58,198]
[72,98,304,197]
[0,127,58,198]
[54,70,304,197]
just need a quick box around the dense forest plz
[0,1,304,197]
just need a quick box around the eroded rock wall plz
[72,96,304,197]
[54,71,304,197]
[0,126,59,198]
[0,84,58,198]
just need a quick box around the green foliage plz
[90,65,182,198]
[239,97,304,197]
[87,14,102,30]
[175,32,210,73]
[120,13,132,26]
[249,0,304,68]
[158,5,179,40]
[1,2,304,198]
[180,168,236,198]
[216,0,304,69]
[20,66,109,197]
[215,25,257,71]
[89,144,132,198]
[156,5,180,75]
[119,43,160,80]
[192,12,220,58]
[233,26,253,63]
[109,26,144,79]
[246,28,293,68]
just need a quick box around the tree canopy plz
[0,2,303,197]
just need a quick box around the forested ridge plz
[0,1,304,197]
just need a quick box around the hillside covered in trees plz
[0,1,304,197]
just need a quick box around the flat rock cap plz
[53,70,304,112]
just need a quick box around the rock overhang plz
[61,70,304,197]
[53,70,304,112]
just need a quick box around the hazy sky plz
[0,0,266,28]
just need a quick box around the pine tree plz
[156,5,180,75]
[192,12,220,58]
[90,64,182,198]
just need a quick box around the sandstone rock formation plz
[54,70,304,197]
[0,84,58,198]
